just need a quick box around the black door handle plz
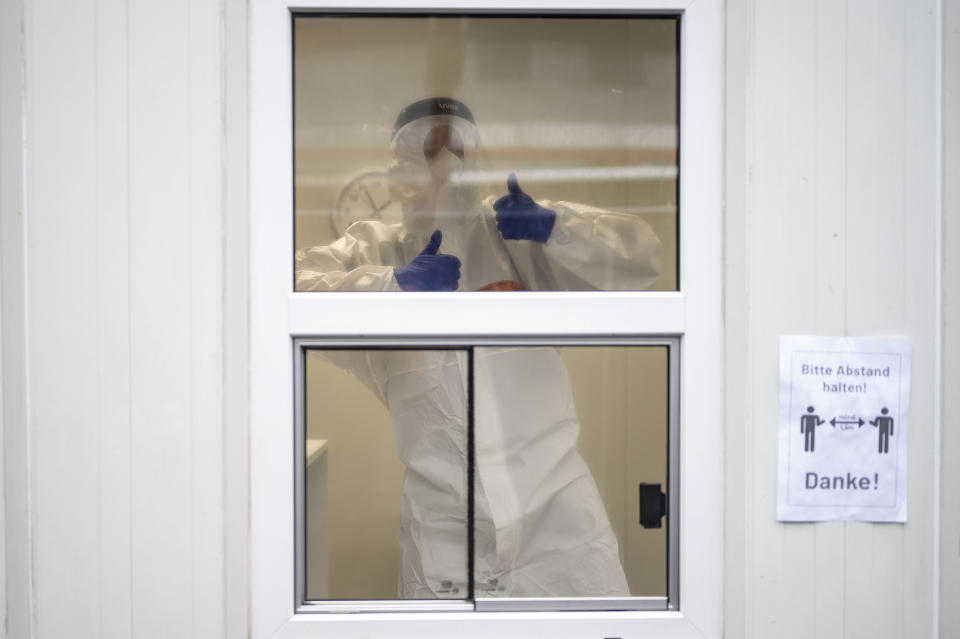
[639,482,666,529]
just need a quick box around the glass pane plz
[294,15,678,292]
[304,349,470,601]
[473,346,668,598]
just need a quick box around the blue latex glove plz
[493,173,557,243]
[394,230,461,291]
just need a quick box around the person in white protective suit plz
[297,98,662,598]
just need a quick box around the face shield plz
[388,98,482,231]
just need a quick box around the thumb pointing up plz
[420,229,443,256]
[507,172,522,195]
[493,173,556,243]
[394,229,461,291]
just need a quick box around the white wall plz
[0,1,26,637]
[1,0,955,637]
[1,0,248,637]
[726,0,951,637]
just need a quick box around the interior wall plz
[725,0,942,637]
[306,357,403,600]
[561,346,668,595]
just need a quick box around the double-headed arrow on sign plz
[830,416,864,428]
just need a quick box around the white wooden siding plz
[2,0,246,636]
[940,1,960,636]
[1,0,29,637]
[1,0,955,637]
[726,0,947,638]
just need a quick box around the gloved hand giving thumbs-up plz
[394,230,462,291]
[493,173,557,243]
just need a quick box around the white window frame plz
[293,336,682,614]
[250,1,723,637]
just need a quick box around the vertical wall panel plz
[10,0,231,637]
[125,0,225,636]
[942,1,960,635]
[775,2,819,637]
[811,3,849,637]
[845,2,937,638]
[897,1,940,636]
[95,0,133,637]
[721,0,752,635]
[222,0,251,636]
[26,1,103,636]
[842,3,896,639]
[127,0,195,631]
[1,0,30,636]
[942,2,960,636]
[748,2,786,634]
[186,0,226,636]
[727,0,940,637]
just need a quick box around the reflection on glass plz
[294,16,678,291]
[305,349,470,600]
[304,346,668,602]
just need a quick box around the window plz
[296,341,678,611]
[293,14,679,292]
[251,0,722,637]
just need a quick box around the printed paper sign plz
[778,336,911,522]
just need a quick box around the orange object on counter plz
[476,280,526,292]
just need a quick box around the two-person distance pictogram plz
[800,406,894,453]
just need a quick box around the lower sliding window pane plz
[305,349,470,600]
[302,344,669,605]
[473,346,667,599]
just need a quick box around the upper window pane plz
[293,15,679,292]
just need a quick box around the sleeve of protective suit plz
[295,222,404,292]
[486,197,662,291]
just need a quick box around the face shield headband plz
[391,97,475,140]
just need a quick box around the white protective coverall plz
[297,101,661,598]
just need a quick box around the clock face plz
[331,170,397,236]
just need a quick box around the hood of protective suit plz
[388,110,483,236]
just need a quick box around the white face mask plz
[428,146,463,185]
